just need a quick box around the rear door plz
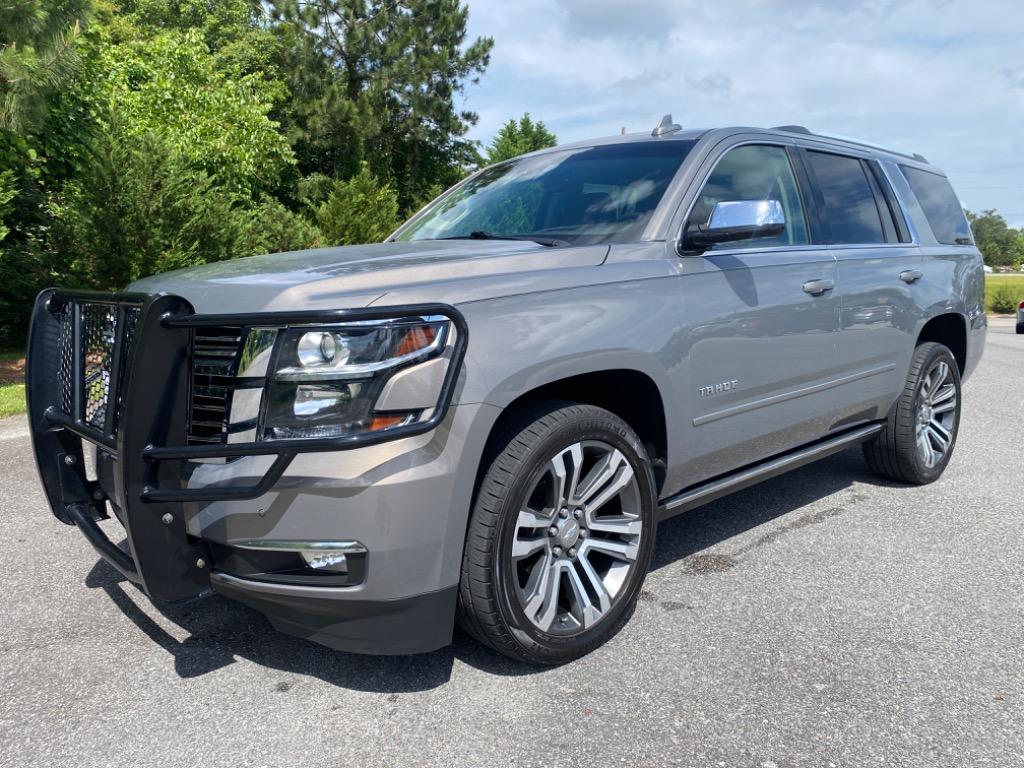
[671,141,841,483]
[800,148,923,423]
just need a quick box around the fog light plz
[301,550,348,573]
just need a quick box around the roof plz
[522,120,934,173]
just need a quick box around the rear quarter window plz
[803,150,887,244]
[900,166,972,245]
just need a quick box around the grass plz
[0,350,24,361]
[0,384,25,419]
[986,274,1024,314]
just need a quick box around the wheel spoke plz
[534,563,563,632]
[917,430,934,467]
[512,534,548,560]
[926,424,950,454]
[523,559,561,632]
[573,448,622,506]
[565,562,602,628]
[516,509,551,530]
[932,398,956,415]
[575,556,612,614]
[931,384,956,406]
[586,513,642,536]
[580,536,638,562]
[927,362,948,399]
[549,442,583,509]
[578,454,634,514]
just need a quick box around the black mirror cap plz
[680,221,786,254]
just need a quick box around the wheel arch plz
[477,367,671,497]
[916,311,967,374]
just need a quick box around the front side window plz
[689,144,809,249]
[804,151,886,244]
[900,166,972,245]
[396,141,696,246]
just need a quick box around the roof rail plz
[771,125,928,164]
[772,125,812,135]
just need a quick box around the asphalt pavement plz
[1,318,1021,768]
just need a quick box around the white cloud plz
[462,0,1024,224]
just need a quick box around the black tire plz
[457,401,657,665]
[1016,322,1023,335]
[863,342,962,484]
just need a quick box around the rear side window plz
[900,166,972,245]
[804,151,886,244]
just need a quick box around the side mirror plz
[684,199,786,251]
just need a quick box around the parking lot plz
[1,318,1020,768]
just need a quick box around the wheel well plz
[484,370,669,493]
[917,313,967,374]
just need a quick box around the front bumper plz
[26,289,481,655]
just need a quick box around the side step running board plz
[657,423,884,520]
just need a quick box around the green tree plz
[966,209,1024,267]
[91,28,294,195]
[485,113,557,165]
[0,0,90,132]
[317,167,400,245]
[0,169,14,242]
[51,128,319,287]
[270,0,493,209]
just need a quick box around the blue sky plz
[460,0,1024,226]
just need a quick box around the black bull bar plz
[25,289,466,602]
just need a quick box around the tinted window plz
[900,166,972,245]
[397,141,696,245]
[690,145,808,249]
[805,151,885,244]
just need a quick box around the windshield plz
[396,140,697,245]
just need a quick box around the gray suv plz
[26,119,986,665]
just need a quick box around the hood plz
[129,240,610,313]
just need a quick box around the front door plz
[669,143,841,486]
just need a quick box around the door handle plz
[899,269,923,284]
[802,279,835,296]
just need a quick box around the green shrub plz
[316,168,400,246]
[988,284,1024,314]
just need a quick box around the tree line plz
[2,2,1016,350]
[966,210,1024,269]
[0,0,556,348]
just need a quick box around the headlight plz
[258,316,450,441]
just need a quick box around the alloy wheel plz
[915,360,957,469]
[510,440,644,636]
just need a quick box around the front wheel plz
[457,402,657,665]
[863,342,961,484]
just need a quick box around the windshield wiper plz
[434,231,569,248]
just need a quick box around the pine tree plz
[0,0,91,132]
[485,113,557,165]
[270,0,493,210]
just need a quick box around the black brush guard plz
[26,289,467,603]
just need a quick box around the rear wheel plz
[457,402,657,665]
[863,342,961,484]
[1016,322,1023,335]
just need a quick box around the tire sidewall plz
[489,409,657,660]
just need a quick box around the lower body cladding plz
[185,402,499,655]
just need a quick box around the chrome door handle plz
[900,269,923,284]
[802,279,835,296]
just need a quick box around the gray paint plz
[128,125,986,638]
